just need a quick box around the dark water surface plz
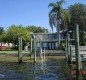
[0,56,70,80]
[0,61,34,80]
[35,58,68,80]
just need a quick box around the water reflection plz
[0,56,72,80]
[0,62,34,80]
[35,58,68,80]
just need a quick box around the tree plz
[69,3,86,45]
[48,0,70,49]
[0,26,4,44]
[27,25,48,33]
[4,25,30,46]
[0,27,4,35]
[0,32,7,42]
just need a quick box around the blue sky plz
[0,0,86,31]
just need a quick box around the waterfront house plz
[31,32,74,51]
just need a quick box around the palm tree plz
[48,0,70,49]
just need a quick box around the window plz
[36,42,40,47]
[48,34,57,39]
[55,42,58,49]
[43,42,47,47]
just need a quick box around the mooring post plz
[44,48,45,63]
[31,37,34,59]
[75,24,82,79]
[40,40,42,59]
[58,26,60,50]
[30,38,33,53]
[41,48,43,64]
[65,37,67,61]
[66,33,70,63]
[33,35,36,63]
[31,38,33,58]
[18,37,22,63]
[57,19,61,50]
[70,45,72,64]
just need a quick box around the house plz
[0,42,12,50]
[31,32,74,51]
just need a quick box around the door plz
[48,42,55,50]
[55,42,58,49]
[51,42,55,50]
[48,42,51,50]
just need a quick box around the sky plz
[0,0,86,32]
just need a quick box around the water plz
[0,62,34,80]
[0,56,69,80]
[35,57,68,80]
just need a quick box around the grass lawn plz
[0,50,30,54]
[0,56,65,62]
[0,56,33,62]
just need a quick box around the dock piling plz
[74,24,82,79]
[18,37,22,63]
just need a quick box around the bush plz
[60,42,65,51]
[11,46,18,50]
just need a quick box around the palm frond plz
[49,16,53,31]
[48,3,57,8]
[56,0,65,11]
[48,0,70,31]
[49,8,56,17]
[63,9,71,23]
[57,0,65,5]
[49,13,58,31]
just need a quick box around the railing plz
[71,46,86,61]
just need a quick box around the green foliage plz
[4,25,30,45]
[69,3,86,31]
[60,41,65,50]
[0,32,7,42]
[0,26,3,34]
[1,25,48,47]
[62,9,71,30]
[69,3,86,44]
[48,0,70,31]
[48,1,62,31]
[0,27,5,42]
[0,27,4,35]
[27,25,48,33]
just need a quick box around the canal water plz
[0,56,85,80]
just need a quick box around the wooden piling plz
[33,35,36,63]
[65,37,67,61]
[66,33,70,63]
[18,37,22,63]
[30,38,33,58]
[74,24,82,79]
[40,40,42,59]
[69,45,72,64]
[44,48,45,63]
[58,24,60,49]
[30,38,33,53]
